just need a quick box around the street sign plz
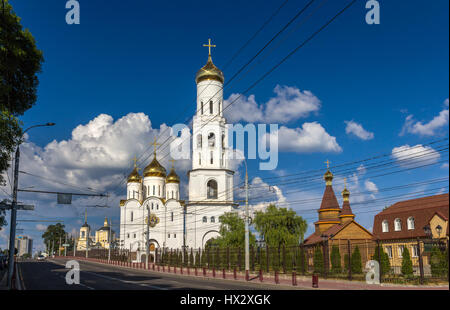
[0,201,34,211]
[62,244,70,247]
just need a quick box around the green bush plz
[330,245,341,274]
[401,247,413,277]
[372,245,391,275]
[351,246,362,274]
[313,247,324,274]
[430,246,447,277]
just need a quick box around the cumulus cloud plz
[36,224,47,232]
[224,85,321,123]
[400,99,449,136]
[364,180,378,193]
[391,144,441,168]
[262,123,342,153]
[345,120,374,140]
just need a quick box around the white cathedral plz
[119,40,238,262]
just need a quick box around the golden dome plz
[195,55,224,84]
[143,156,167,178]
[127,165,142,183]
[166,167,180,184]
[324,170,333,185]
[342,187,350,201]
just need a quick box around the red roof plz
[340,200,354,216]
[373,193,449,240]
[319,185,340,210]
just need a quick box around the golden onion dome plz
[166,167,180,184]
[342,187,350,201]
[195,55,224,84]
[324,169,334,185]
[143,156,167,178]
[127,165,142,183]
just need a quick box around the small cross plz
[344,177,347,188]
[169,159,176,169]
[132,155,138,167]
[150,137,160,155]
[325,159,331,169]
[203,38,216,56]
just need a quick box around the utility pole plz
[108,219,111,262]
[146,205,150,269]
[51,239,54,257]
[6,146,20,289]
[74,233,77,257]
[244,161,250,279]
[64,233,67,256]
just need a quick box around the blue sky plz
[1,0,448,253]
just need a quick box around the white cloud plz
[400,99,449,136]
[224,85,321,123]
[391,144,441,168]
[345,120,374,140]
[364,180,378,193]
[262,123,342,153]
[36,224,47,231]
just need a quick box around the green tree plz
[430,246,446,277]
[254,204,307,248]
[41,223,66,255]
[0,0,44,191]
[313,246,323,274]
[208,212,256,248]
[330,245,341,274]
[372,245,391,275]
[351,246,362,274]
[401,246,413,277]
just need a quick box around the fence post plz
[322,240,328,279]
[266,245,269,273]
[417,238,424,285]
[377,239,383,284]
[347,240,352,281]
[226,247,230,270]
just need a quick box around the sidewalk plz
[58,256,449,290]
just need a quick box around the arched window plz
[202,216,207,223]
[382,220,389,233]
[218,100,221,114]
[210,100,213,114]
[207,179,218,199]
[199,153,201,165]
[197,134,202,148]
[81,231,85,238]
[153,185,155,196]
[208,132,215,147]
[407,217,415,230]
[171,212,174,222]
[201,101,204,115]
[171,191,174,199]
[221,133,225,148]
[394,218,402,231]
[151,203,154,210]
[210,151,213,164]
[210,216,215,223]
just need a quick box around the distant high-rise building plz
[15,235,33,257]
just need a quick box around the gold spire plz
[324,160,333,186]
[196,38,224,84]
[342,177,350,201]
[104,217,108,227]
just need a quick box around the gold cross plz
[169,159,176,169]
[203,38,216,56]
[344,177,347,188]
[132,155,138,167]
[325,159,331,169]
[150,137,160,155]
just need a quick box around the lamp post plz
[7,122,55,289]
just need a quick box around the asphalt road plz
[18,258,301,290]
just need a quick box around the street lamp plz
[423,225,432,238]
[436,225,442,239]
[6,122,55,289]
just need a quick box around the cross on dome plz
[203,38,216,56]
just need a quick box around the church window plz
[168,234,170,238]
[133,233,136,238]
[210,100,213,114]
[218,100,221,113]
[199,153,201,165]
[174,234,176,238]
[407,217,415,230]
[210,216,215,223]
[398,245,404,258]
[156,204,159,210]
[127,233,130,239]
[208,132,215,147]
[394,218,402,231]
[382,220,389,233]
[222,133,225,148]
[81,231,85,238]
[131,212,134,222]
[202,216,207,223]
[171,191,174,199]
[171,212,174,222]
[201,101,204,115]
[153,185,155,196]
[207,179,218,199]
[210,151,213,164]
[197,134,202,148]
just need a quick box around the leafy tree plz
[430,246,446,277]
[401,246,413,277]
[207,212,256,248]
[313,246,323,274]
[254,204,307,248]
[351,246,362,274]
[41,223,66,255]
[0,0,44,189]
[330,245,341,274]
[372,245,391,275]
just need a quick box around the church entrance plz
[140,253,155,263]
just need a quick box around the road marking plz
[80,270,168,290]
[58,275,94,290]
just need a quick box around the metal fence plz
[65,238,448,285]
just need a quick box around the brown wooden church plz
[303,165,374,267]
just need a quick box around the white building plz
[119,42,238,262]
[15,235,33,257]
